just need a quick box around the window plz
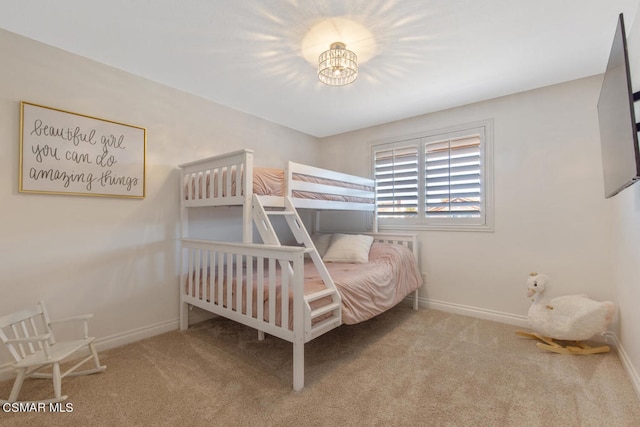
[372,120,493,231]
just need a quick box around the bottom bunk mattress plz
[183,242,422,328]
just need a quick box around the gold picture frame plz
[19,101,146,198]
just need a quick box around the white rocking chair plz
[0,301,106,403]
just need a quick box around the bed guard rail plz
[180,239,306,343]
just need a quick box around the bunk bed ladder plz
[252,195,342,340]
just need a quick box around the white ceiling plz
[1,0,639,137]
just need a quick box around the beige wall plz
[0,29,320,369]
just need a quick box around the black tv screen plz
[597,13,640,198]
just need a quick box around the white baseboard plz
[0,318,179,383]
[413,295,530,328]
[610,332,640,400]
[94,318,179,353]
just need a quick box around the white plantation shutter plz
[374,144,419,218]
[425,135,482,218]
[371,120,492,230]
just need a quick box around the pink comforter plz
[319,243,422,324]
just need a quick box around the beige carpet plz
[1,305,639,426]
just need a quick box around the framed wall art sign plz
[19,101,146,198]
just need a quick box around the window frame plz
[370,119,494,232]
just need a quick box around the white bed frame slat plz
[281,261,289,331]
[268,258,276,326]
[257,257,264,326]
[288,161,373,187]
[289,180,373,199]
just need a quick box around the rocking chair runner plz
[0,301,106,403]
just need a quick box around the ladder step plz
[303,248,315,254]
[306,288,337,303]
[310,302,340,319]
[265,210,295,216]
[309,317,342,338]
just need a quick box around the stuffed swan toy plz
[516,273,616,355]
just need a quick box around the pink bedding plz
[322,242,422,324]
[184,243,422,328]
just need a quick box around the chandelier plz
[318,42,358,86]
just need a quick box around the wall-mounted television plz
[597,13,640,199]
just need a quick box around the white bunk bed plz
[179,149,421,391]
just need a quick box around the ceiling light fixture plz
[318,42,358,86]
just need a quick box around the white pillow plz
[322,234,374,264]
[311,233,332,257]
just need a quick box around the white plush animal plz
[526,273,616,341]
